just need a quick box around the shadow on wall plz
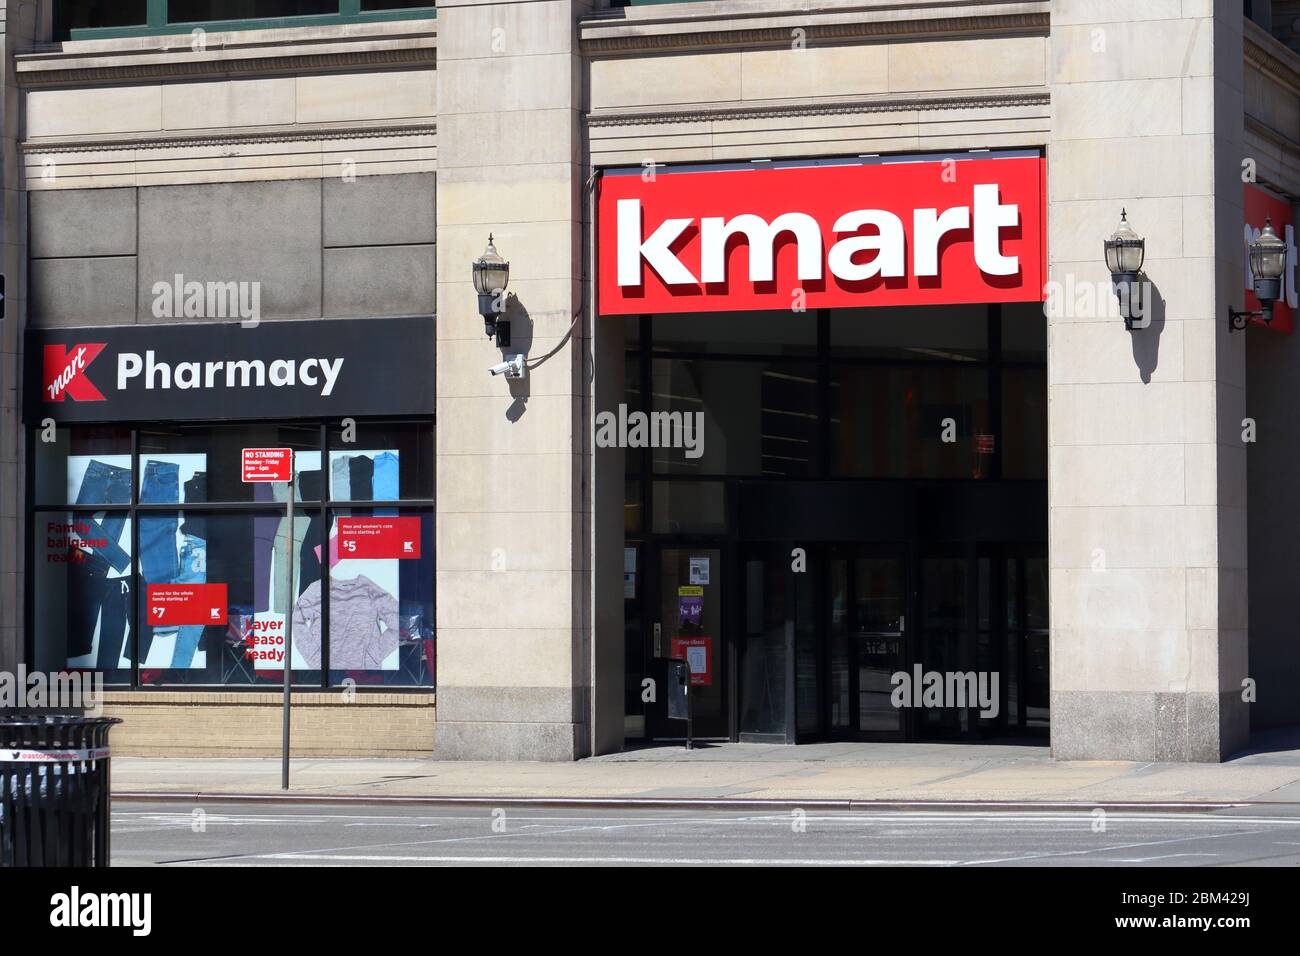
[502,293,532,421]
[1129,278,1166,384]
[498,295,585,422]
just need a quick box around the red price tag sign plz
[147,584,228,627]
[670,636,712,686]
[241,447,293,482]
[337,517,421,560]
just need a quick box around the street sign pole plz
[282,471,294,791]
[241,447,296,791]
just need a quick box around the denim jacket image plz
[74,460,132,572]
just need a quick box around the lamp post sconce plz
[472,233,511,347]
[1229,217,1287,333]
[1103,209,1146,330]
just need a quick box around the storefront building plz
[609,153,1051,743]
[1,1,1299,762]
[28,319,435,684]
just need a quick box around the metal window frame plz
[60,0,435,42]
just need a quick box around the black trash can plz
[0,714,122,867]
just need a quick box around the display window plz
[33,512,134,685]
[135,511,324,686]
[30,419,434,690]
[325,420,434,500]
[321,508,434,687]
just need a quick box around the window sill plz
[104,689,435,705]
[16,16,436,87]
[580,0,1049,55]
[66,9,435,43]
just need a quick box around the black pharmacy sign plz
[25,316,434,424]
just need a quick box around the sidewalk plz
[111,729,1300,806]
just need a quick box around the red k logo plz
[43,343,107,402]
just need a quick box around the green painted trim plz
[67,6,435,41]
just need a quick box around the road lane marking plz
[249,854,960,865]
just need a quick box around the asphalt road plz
[110,800,1300,866]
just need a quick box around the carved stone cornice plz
[21,121,437,155]
[586,87,1048,128]
[1245,18,1300,97]
[1244,114,1300,201]
[580,0,1049,55]
[14,24,436,87]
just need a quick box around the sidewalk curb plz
[111,791,1267,812]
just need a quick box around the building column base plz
[1050,690,1249,763]
[433,721,588,762]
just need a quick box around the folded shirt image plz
[292,573,399,671]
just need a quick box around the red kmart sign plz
[597,154,1046,315]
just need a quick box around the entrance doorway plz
[628,538,1047,745]
[620,300,1048,746]
[655,546,727,739]
[726,542,1047,743]
[826,548,906,740]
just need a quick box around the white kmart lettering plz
[118,351,344,396]
[617,183,1020,287]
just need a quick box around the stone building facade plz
[1,1,1298,762]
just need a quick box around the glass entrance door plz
[919,545,1049,740]
[658,547,727,738]
[917,554,971,738]
[1004,550,1049,735]
[738,544,818,743]
[740,549,792,742]
[827,547,907,741]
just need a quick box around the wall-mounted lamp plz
[1103,209,1146,330]
[472,234,511,346]
[1229,217,1287,332]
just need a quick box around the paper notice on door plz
[670,635,712,686]
[688,556,710,585]
[677,585,703,627]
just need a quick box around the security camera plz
[489,354,526,380]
